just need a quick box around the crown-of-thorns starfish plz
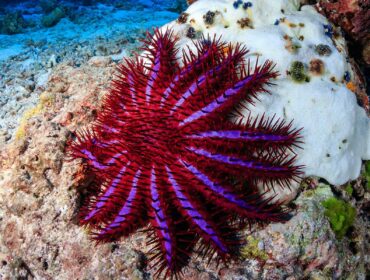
[68,29,302,278]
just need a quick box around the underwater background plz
[0,0,186,140]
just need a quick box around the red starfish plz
[68,29,302,278]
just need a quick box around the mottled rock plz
[88,56,113,67]
[316,0,369,42]
[41,7,65,28]
[316,0,370,67]
[40,0,58,14]
[0,12,27,35]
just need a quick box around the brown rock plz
[363,41,370,65]
[187,0,198,5]
[316,0,370,66]
[88,56,113,67]
[316,0,369,42]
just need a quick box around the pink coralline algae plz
[68,29,302,278]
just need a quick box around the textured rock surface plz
[315,0,370,99]
[316,0,369,43]
[0,58,369,279]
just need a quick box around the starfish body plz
[68,29,302,277]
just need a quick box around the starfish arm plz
[169,43,248,121]
[148,165,207,278]
[176,159,290,221]
[141,29,180,107]
[173,60,277,127]
[79,161,132,226]
[184,115,302,154]
[68,130,128,173]
[147,167,177,275]
[160,38,235,110]
[107,58,148,114]
[92,167,150,242]
[183,145,301,188]
[165,166,233,254]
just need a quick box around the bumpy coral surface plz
[68,29,302,277]
[167,0,370,185]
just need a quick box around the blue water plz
[0,0,186,39]
[0,0,185,61]
[0,0,186,141]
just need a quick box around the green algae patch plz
[241,236,268,261]
[321,197,356,239]
[344,184,353,196]
[365,161,370,191]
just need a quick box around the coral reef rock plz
[0,12,27,35]
[316,0,369,43]
[316,0,370,79]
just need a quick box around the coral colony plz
[68,29,302,278]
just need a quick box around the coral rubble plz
[41,7,65,27]
[0,12,27,34]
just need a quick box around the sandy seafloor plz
[0,0,185,144]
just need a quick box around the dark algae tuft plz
[203,11,216,25]
[315,44,332,56]
[186,26,197,38]
[289,61,310,83]
[177,12,189,24]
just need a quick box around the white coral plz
[161,0,370,185]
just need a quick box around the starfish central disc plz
[125,113,180,161]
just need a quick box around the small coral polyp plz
[68,29,302,277]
